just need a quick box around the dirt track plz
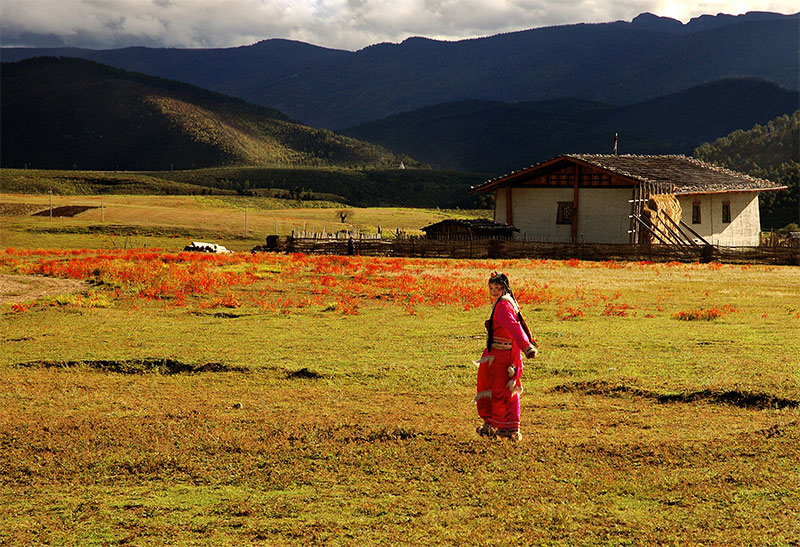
[0,274,89,304]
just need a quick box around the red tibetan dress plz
[475,294,535,431]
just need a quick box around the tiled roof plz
[570,154,785,194]
[471,154,787,194]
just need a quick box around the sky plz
[1,0,797,51]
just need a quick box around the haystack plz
[642,194,682,244]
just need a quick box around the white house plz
[469,154,787,246]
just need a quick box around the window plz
[722,202,731,223]
[556,202,573,224]
[692,202,701,224]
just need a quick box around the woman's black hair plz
[488,272,514,300]
[486,272,532,350]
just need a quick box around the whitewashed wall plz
[495,187,573,242]
[494,187,634,243]
[577,188,634,244]
[677,192,761,246]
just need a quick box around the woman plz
[474,272,537,441]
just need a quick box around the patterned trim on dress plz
[488,417,521,429]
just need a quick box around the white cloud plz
[0,0,797,50]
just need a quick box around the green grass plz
[0,212,798,545]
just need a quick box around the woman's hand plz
[524,345,538,359]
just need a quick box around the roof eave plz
[675,185,788,196]
[468,154,785,195]
[469,154,648,194]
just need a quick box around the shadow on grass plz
[286,367,324,379]
[552,380,800,410]
[279,424,434,444]
[31,205,98,217]
[14,358,248,374]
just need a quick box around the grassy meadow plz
[0,193,488,251]
[1,195,799,546]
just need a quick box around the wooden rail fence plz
[254,236,799,265]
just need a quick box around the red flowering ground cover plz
[3,249,786,325]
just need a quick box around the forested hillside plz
[694,112,800,229]
[0,166,491,209]
[0,57,411,171]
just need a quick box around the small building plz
[469,154,787,246]
[421,219,519,240]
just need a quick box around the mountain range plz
[2,11,797,130]
[3,57,797,175]
[342,78,800,172]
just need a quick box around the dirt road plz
[0,274,89,304]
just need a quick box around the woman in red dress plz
[475,273,537,441]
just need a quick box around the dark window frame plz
[692,202,702,224]
[556,202,573,225]
[722,201,731,223]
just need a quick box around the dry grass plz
[0,231,798,545]
[1,193,484,251]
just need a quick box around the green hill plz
[0,57,413,171]
[147,166,492,208]
[0,166,492,209]
[0,169,235,196]
[694,111,800,229]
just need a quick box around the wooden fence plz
[255,236,800,265]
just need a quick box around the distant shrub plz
[602,302,635,317]
[557,305,586,320]
[673,305,739,321]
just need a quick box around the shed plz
[469,154,787,246]
[421,219,519,240]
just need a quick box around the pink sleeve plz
[495,300,532,349]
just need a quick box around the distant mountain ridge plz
[2,11,797,129]
[0,57,408,171]
[341,78,800,173]
[629,10,794,33]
